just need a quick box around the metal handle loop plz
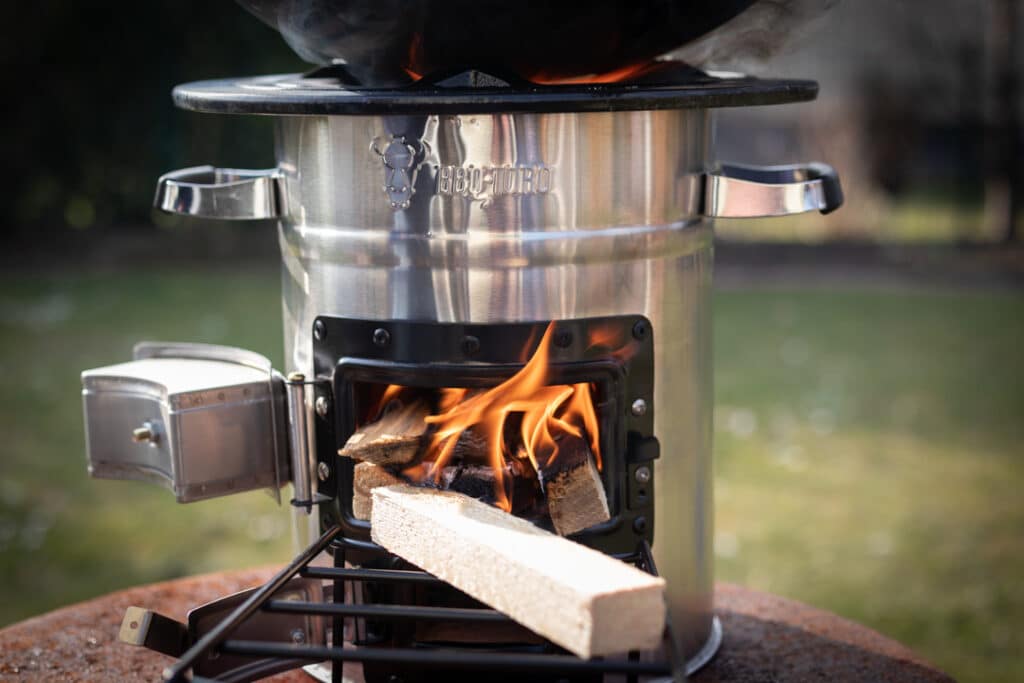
[154,165,282,220]
[704,162,843,218]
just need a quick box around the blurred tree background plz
[3,0,1023,251]
[5,3,302,256]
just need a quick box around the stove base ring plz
[301,615,723,683]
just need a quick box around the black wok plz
[238,0,759,86]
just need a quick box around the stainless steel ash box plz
[82,342,287,503]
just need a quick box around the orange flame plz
[400,57,661,87]
[529,61,662,85]
[404,323,601,512]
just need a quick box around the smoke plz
[674,0,840,73]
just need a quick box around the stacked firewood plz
[340,391,665,660]
[340,393,610,536]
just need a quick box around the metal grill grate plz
[163,526,685,683]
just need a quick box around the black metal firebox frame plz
[310,315,660,557]
[162,525,686,683]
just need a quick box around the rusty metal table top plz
[0,568,952,682]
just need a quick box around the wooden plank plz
[351,462,402,520]
[339,398,430,467]
[370,484,666,659]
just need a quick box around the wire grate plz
[163,525,683,683]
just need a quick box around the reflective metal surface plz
[705,162,843,217]
[81,343,287,503]
[154,165,282,220]
[286,373,314,513]
[274,108,716,657]
[153,106,840,660]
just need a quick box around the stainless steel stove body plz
[81,67,842,680]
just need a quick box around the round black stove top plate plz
[171,72,818,116]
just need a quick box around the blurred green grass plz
[0,267,1020,682]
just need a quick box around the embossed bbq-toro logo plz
[371,135,426,210]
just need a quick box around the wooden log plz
[352,462,402,520]
[540,435,610,536]
[450,427,488,463]
[439,463,498,501]
[370,484,666,659]
[339,398,431,467]
[439,460,546,519]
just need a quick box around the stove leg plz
[332,544,346,683]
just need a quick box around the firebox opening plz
[344,366,620,537]
[314,315,657,557]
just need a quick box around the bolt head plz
[290,628,306,644]
[632,516,648,534]
[461,334,481,356]
[632,320,649,341]
[317,462,331,482]
[630,398,648,417]
[313,319,326,341]
[373,327,391,347]
[554,329,573,348]
[635,465,652,484]
[315,396,330,418]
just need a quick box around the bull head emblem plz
[371,135,426,210]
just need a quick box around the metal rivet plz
[317,462,330,482]
[632,516,648,534]
[461,335,481,356]
[554,330,573,348]
[635,466,651,484]
[313,319,326,341]
[315,396,330,418]
[290,628,306,644]
[373,328,391,347]
[630,398,648,417]
[632,320,649,340]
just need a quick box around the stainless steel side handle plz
[704,163,843,218]
[154,165,282,220]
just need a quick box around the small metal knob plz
[131,422,159,445]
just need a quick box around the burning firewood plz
[370,484,666,659]
[538,434,610,536]
[339,397,431,466]
[438,459,546,519]
[351,461,402,520]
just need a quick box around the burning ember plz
[342,324,613,535]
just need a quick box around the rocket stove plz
[79,4,843,681]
